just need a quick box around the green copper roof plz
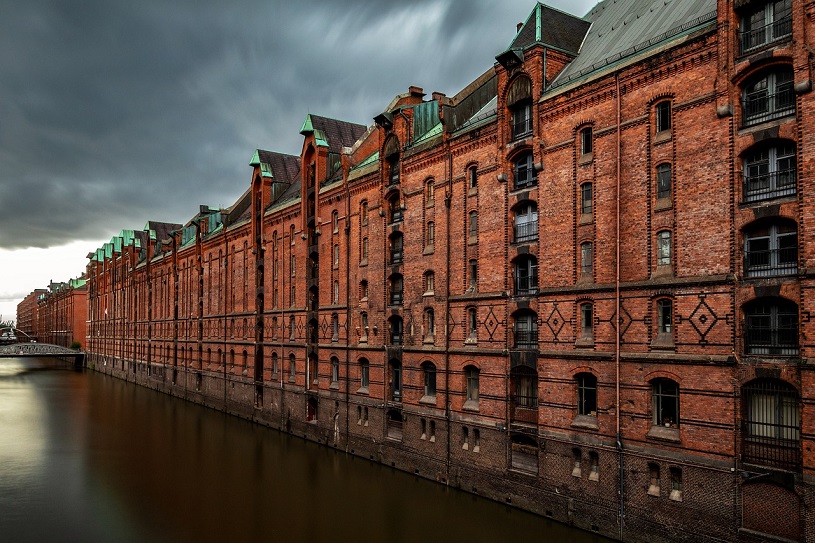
[351,150,379,172]
[299,114,315,135]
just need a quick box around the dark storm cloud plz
[0,0,594,249]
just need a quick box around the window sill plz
[423,246,434,255]
[571,414,598,430]
[463,400,480,412]
[359,259,367,267]
[423,336,435,345]
[329,382,339,390]
[468,236,478,245]
[650,333,675,350]
[578,152,593,165]
[653,129,672,144]
[651,265,673,279]
[426,200,435,208]
[575,337,595,349]
[359,336,368,344]
[647,425,680,443]
[579,213,593,225]
[647,485,660,497]
[654,197,672,211]
[468,187,478,197]
[419,395,437,406]
[423,290,434,297]
[465,336,478,345]
[356,387,369,395]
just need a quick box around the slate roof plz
[146,221,182,243]
[300,114,367,153]
[548,0,717,90]
[506,3,590,55]
[252,150,301,184]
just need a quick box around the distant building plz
[76,1,815,541]
[16,289,46,340]
[35,279,87,348]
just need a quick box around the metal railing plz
[742,380,801,470]
[512,118,532,140]
[745,246,797,277]
[742,86,794,127]
[514,220,538,243]
[513,329,539,349]
[743,170,796,202]
[740,16,792,54]
[745,324,798,355]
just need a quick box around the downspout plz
[444,138,453,482]
[344,174,352,451]
[615,71,625,541]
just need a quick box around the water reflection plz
[0,360,611,543]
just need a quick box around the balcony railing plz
[514,329,539,349]
[745,246,797,278]
[745,326,798,355]
[514,277,538,296]
[389,292,403,306]
[390,250,403,264]
[743,86,794,127]
[740,16,792,54]
[390,209,403,223]
[743,169,796,202]
[514,220,538,243]
[510,394,539,424]
[512,118,532,140]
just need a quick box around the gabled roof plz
[250,149,300,183]
[549,0,717,91]
[503,3,590,56]
[145,221,182,244]
[299,114,366,152]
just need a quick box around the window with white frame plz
[742,68,794,126]
[743,142,796,202]
[657,230,672,267]
[740,0,792,53]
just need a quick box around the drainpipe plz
[344,171,352,451]
[444,140,453,482]
[615,71,625,541]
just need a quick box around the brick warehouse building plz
[62,0,815,541]
[34,279,88,347]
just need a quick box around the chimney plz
[517,22,523,32]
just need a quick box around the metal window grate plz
[742,380,801,470]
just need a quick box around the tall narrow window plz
[655,101,671,133]
[422,362,437,399]
[468,259,478,291]
[468,166,478,189]
[577,373,598,416]
[289,354,296,382]
[514,255,538,295]
[361,200,368,226]
[424,271,435,295]
[389,274,403,306]
[580,127,593,156]
[580,242,593,280]
[740,0,793,53]
[514,202,538,243]
[426,179,435,205]
[468,211,478,240]
[742,378,801,470]
[390,233,403,264]
[580,302,593,339]
[359,280,368,301]
[332,210,339,233]
[657,299,673,335]
[424,308,435,340]
[657,230,672,267]
[742,68,794,126]
[361,237,369,263]
[333,281,339,305]
[331,313,339,341]
[426,221,435,249]
[467,307,478,340]
[743,142,796,202]
[331,356,339,384]
[580,183,593,215]
[652,379,679,428]
[513,152,536,190]
[656,163,672,200]
[511,102,532,140]
[359,358,370,389]
[465,366,480,405]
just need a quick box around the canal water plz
[0,357,611,543]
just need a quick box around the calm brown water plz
[0,357,612,543]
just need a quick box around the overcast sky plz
[0,0,597,321]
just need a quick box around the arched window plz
[744,218,797,277]
[743,141,796,201]
[423,271,435,295]
[425,179,435,205]
[426,221,435,249]
[389,232,403,264]
[388,192,403,223]
[422,361,437,399]
[288,353,296,382]
[744,297,798,355]
[656,163,672,200]
[655,100,671,133]
[580,182,592,215]
[389,360,402,402]
[508,76,533,140]
[514,254,538,296]
[271,352,279,375]
[330,356,339,384]
[388,316,403,345]
[514,202,538,243]
[468,165,478,189]
[742,67,794,126]
[389,274,403,306]
[513,152,536,190]
[513,310,538,349]
[580,126,593,156]
[332,210,339,233]
[465,365,480,404]
[423,308,435,341]
[579,302,593,340]
[360,200,368,226]
[740,0,792,53]
[656,298,673,336]
[576,373,597,416]
[742,378,800,469]
[359,358,370,389]
[468,211,478,239]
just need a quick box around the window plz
[514,255,538,295]
[580,242,593,280]
[290,283,296,307]
[467,307,478,340]
[511,366,538,408]
[389,274,403,306]
[742,378,800,470]
[511,102,532,139]
[331,357,339,384]
[742,68,794,126]
[744,297,798,355]
[580,302,593,340]
[743,142,796,201]
[424,308,435,340]
[331,313,339,341]
[359,280,368,301]
[669,468,683,501]
[740,0,792,53]
[580,183,592,216]
[308,354,318,386]
[289,316,295,341]
[656,163,672,200]
[289,354,296,382]
[468,211,478,240]
[271,352,279,375]
[744,220,797,277]
[426,221,435,249]
[290,225,295,245]
[388,193,403,223]
[359,236,369,263]
[426,179,435,204]
[468,166,478,189]
[513,152,536,190]
[424,271,435,295]
[333,281,339,305]
[422,362,436,399]
[389,232,403,264]
[589,452,600,481]
[359,358,370,389]
[657,230,672,267]
[468,259,478,291]
[648,464,661,496]
[388,154,400,186]
[333,244,339,268]
[580,127,593,156]
[360,312,368,341]
[572,448,582,478]
[389,360,402,402]
[361,200,368,225]
[465,366,480,404]
[514,202,538,243]
[389,316,403,345]
[513,310,538,349]
[657,299,673,335]
[652,379,679,428]
[462,427,470,450]
[332,210,339,233]
[577,373,598,416]
[655,100,671,133]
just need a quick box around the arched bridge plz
[0,342,85,367]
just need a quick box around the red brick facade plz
[75,2,815,541]
[34,280,87,348]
